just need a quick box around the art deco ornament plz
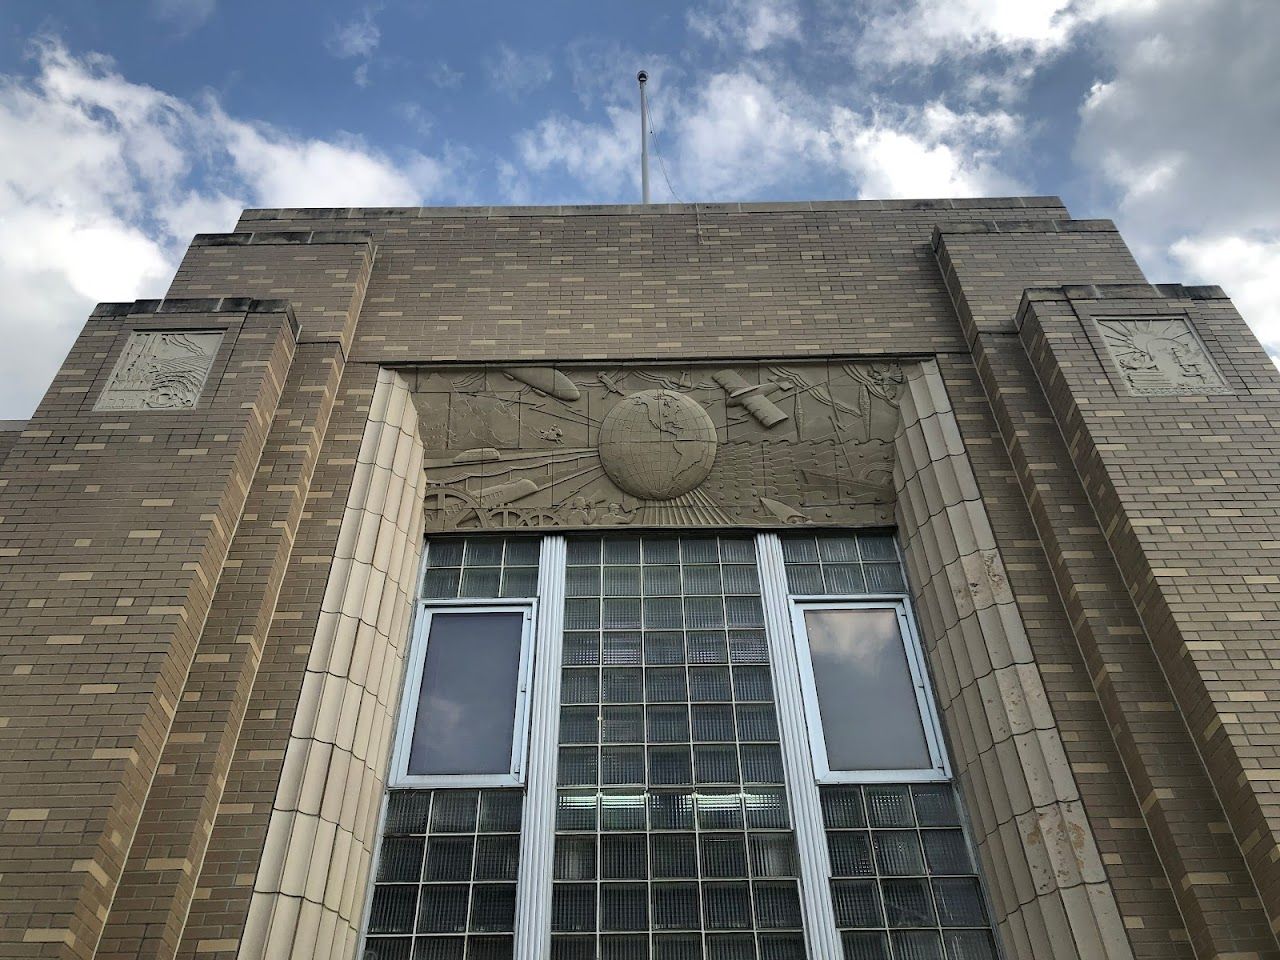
[597,390,718,500]
[94,330,223,411]
[1096,318,1231,396]
[414,361,904,530]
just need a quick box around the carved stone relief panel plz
[94,331,224,411]
[411,361,905,531]
[1095,318,1231,396]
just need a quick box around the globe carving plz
[598,390,718,500]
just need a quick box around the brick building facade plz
[0,197,1277,960]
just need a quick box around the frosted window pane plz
[408,612,523,777]
[803,608,932,771]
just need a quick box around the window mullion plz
[514,534,567,959]
[755,532,843,957]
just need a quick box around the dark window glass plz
[408,611,524,777]
[803,608,932,772]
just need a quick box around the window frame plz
[787,596,949,784]
[390,597,538,788]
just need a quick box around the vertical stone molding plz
[893,361,1133,960]
[236,369,424,960]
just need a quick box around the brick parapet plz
[90,298,300,333]
[238,196,1067,224]
[0,301,297,958]
[236,204,1086,365]
[168,238,373,356]
[190,231,374,248]
[933,223,1148,340]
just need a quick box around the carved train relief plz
[1095,318,1231,396]
[412,361,905,531]
[94,331,224,411]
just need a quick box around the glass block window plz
[553,535,806,959]
[366,788,523,960]
[780,532,905,596]
[423,537,541,599]
[819,783,997,960]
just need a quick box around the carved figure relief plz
[412,361,905,531]
[94,331,223,411]
[1096,318,1231,396]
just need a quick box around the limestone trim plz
[235,368,425,960]
[893,360,1134,960]
[240,195,1068,224]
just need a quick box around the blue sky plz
[1,0,1277,417]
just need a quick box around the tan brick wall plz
[168,232,373,355]
[3,199,1278,958]
[0,299,297,958]
[1017,285,1280,954]
[96,341,344,959]
[238,199,1068,365]
[0,423,23,465]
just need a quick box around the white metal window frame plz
[389,597,538,788]
[788,596,950,784]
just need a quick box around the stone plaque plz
[1096,318,1230,396]
[412,361,905,531]
[94,331,223,411]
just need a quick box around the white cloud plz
[832,103,1024,199]
[430,61,463,89]
[328,11,381,59]
[672,72,827,197]
[327,7,381,87]
[857,0,1076,66]
[517,107,637,198]
[212,109,434,207]
[1172,235,1280,361]
[688,0,802,52]
[151,0,216,31]
[854,0,1169,68]
[1074,0,1280,355]
[513,69,1023,204]
[0,40,454,418]
[157,191,242,245]
[486,44,553,100]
